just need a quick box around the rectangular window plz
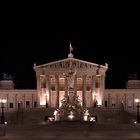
[26,101,30,108]
[112,104,115,107]
[34,101,37,108]
[51,78,55,91]
[9,103,13,108]
[59,78,64,91]
[105,101,107,107]
[86,78,91,91]
[18,102,23,109]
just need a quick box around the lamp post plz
[0,99,7,124]
[134,99,140,123]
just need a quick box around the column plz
[107,94,110,109]
[36,74,40,90]
[41,75,46,106]
[100,76,105,106]
[23,94,26,108]
[32,94,34,108]
[64,77,68,98]
[15,94,17,110]
[44,75,50,105]
[90,75,94,107]
[124,94,127,110]
[36,75,41,107]
[74,75,77,95]
[46,75,50,106]
[55,75,59,108]
[132,93,135,110]
[116,94,119,109]
[82,75,86,108]
[6,94,9,111]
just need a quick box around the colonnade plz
[37,74,105,108]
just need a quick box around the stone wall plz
[105,89,140,111]
[0,89,37,112]
[0,89,140,111]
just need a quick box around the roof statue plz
[33,63,37,68]
[105,63,108,67]
[3,73,13,80]
[68,41,74,58]
[128,73,138,80]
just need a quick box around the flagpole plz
[70,42,71,54]
[68,41,74,58]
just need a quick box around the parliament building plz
[0,49,140,112]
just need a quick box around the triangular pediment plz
[34,57,108,70]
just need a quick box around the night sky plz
[5,7,138,89]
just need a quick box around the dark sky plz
[5,7,138,89]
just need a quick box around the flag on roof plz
[69,42,73,52]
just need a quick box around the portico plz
[34,53,108,108]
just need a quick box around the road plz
[0,122,140,140]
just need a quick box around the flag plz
[69,42,73,52]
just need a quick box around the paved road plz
[0,122,140,140]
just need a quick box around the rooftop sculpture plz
[2,73,13,80]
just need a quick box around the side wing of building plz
[105,89,140,111]
[0,89,37,111]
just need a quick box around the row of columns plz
[37,74,105,108]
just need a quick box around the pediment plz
[34,57,108,71]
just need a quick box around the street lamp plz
[134,98,140,123]
[0,99,7,124]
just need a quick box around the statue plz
[33,63,36,67]
[128,73,138,80]
[63,61,77,90]
[2,73,13,80]
[67,68,77,89]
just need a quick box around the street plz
[1,122,140,140]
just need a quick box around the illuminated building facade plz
[33,52,108,108]
[0,47,140,112]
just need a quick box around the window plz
[112,104,115,107]
[86,78,91,91]
[50,78,55,91]
[59,78,64,91]
[26,101,30,108]
[18,102,23,109]
[34,101,37,108]
[9,103,13,108]
[105,101,107,107]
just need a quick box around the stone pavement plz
[0,122,140,140]
[2,108,139,140]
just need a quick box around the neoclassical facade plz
[0,52,140,112]
[33,55,108,108]
[0,89,37,112]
